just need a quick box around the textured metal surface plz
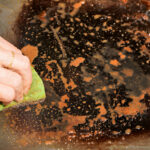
[0,0,150,150]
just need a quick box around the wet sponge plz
[0,67,46,111]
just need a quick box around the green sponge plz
[0,67,46,111]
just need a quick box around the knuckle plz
[13,73,22,88]
[23,56,30,69]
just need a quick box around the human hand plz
[0,36,32,103]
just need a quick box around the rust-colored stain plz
[35,103,43,115]
[122,68,134,77]
[24,106,31,112]
[59,95,69,109]
[114,89,149,117]
[64,115,86,131]
[70,0,85,16]
[117,40,125,47]
[121,0,128,4]
[73,1,84,9]
[95,104,107,122]
[110,59,121,67]
[123,47,133,53]
[37,11,47,23]
[83,77,92,82]
[70,57,85,67]
[141,0,150,8]
[21,45,38,64]
[118,52,126,60]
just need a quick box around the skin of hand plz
[0,36,32,103]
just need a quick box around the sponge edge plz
[0,67,46,111]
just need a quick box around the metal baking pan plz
[0,0,150,149]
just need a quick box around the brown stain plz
[67,79,77,89]
[108,84,115,90]
[140,45,150,57]
[104,64,111,72]
[74,40,79,45]
[75,17,81,22]
[122,68,134,77]
[37,11,47,23]
[133,13,146,20]
[125,128,131,135]
[70,0,85,16]
[145,36,150,43]
[121,23,131,27]
[112,131,120,135]
[121,0,128,4]
[58,102,67,109]
[93,52,105,64]
[44,61,56,84]
[123,47,133,53]
[94,14,102,19]
[86,91,92,95]
[117,40,125,47]
[109,110,117,125]
[45,140,54,145]
[24,106,31,112]
[103,22,107,27]
[45,61,52,71]
[79,132,93,139]
[35,103,43,115]
[110,71,119,77]
[86,41,93,47]
[135,31,149,39]
[110,59,121,67]
[70,57,85,67]
[97,104,107,122]
[44,60,77,90]
[63,114,86,131]
[89,103,107,127]
[109,71,125,85]
[114,89,149,117]
[40,53,47,59]
[95,26,100,31]
[141,0,150,8]
[136,125,141,130]
[118,52,126,60]
[21,45,38,63]
[59,95,69,109]
[102,26,113,31]
[99,104,107,116]
[102,86,107,91]
[121,99,126,105]
[143,14,149,21]
[83,77,93,82]
[61,95,69,102]
[96,88,101,92]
